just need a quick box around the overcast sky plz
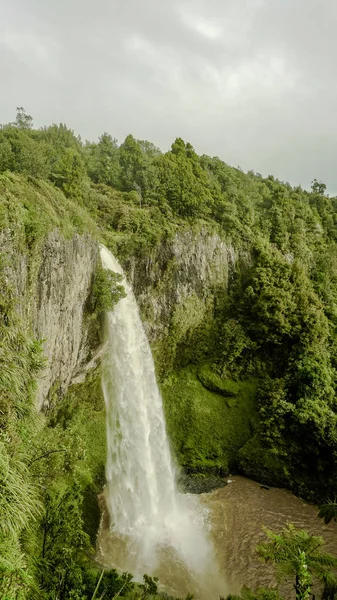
[1,0,337,192]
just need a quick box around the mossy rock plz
[197,364,240,398]
[237,436,290,488]
[183,455,230,477]
[162,367,259,475]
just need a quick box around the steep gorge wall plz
[126,230,245,343]
[1,228,98,408]
[122,229,251,381]
[2,223,243,407]
[2,221,255,480]
[123,229,256,478]
[33,231,98,408]
[1,219,261,488]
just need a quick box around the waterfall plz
[100,245,224,594]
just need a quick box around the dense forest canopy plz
[2,107,337,598]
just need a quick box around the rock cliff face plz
[125,229,245,342]
[0,228,98,409]
[1,225,246,406]
[33,231,98,408]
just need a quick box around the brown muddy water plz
[97,476,337,599]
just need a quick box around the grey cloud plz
[1,0,337,192]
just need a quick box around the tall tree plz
[311,179,327,196]
[50,148,86,198]
[118,134,145,192]
[13,107,33,130]
[85,133,120,187]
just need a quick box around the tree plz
[85,133,120,187]
[0,137,13,172]
[0,126,50,179]
[50,147,86,197]
[14,107,33,130]
[91,266,126,316]
[257,525,337,600]
[154,140,214,218]
[36,485,92,598]
[217,318,253,378]
[311,179,327,196]
[140,574,159,598]
[118,134,145,191]
[37,123,82,151]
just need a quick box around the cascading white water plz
[100,245,225,594]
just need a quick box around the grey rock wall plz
[33,231,98,408]
[0,228,98,409]
[125,229,244,342]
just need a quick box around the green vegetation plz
[91,266,126,316]
[3,106,337,596]
[257,525,337,600]
[227,526,337,600]
[0,171,98,247]
[0,249,45,597]
[162,367,258,475]
[0,163,123,597]
[318,501,337,525]
[226,587,283,600]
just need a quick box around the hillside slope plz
[1,110,337,597]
